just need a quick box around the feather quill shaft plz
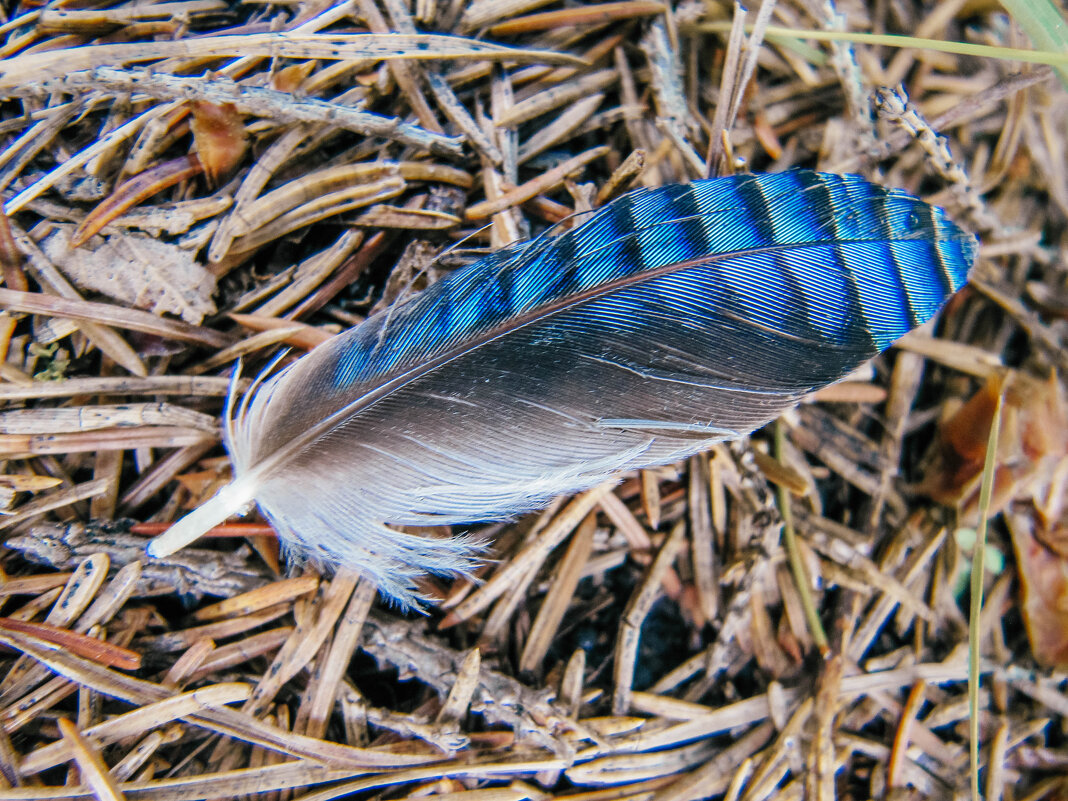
[148,171,977,605]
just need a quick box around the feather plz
[148,170,977,605]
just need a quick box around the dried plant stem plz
[970,385,1004,801]
[775,422,828,655]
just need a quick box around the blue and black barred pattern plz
[230,170,976,605]
[326,170,973,389]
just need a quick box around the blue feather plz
[148,170,977,605]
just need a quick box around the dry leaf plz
[42,224,217,324]
[190,100,248,184]
[920,371,1068,522]
[1008,510,1068,667]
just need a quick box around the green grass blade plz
[999,0,1068,87]
[970,384,1005,801]
[686,22,1068,71]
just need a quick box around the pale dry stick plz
[613,521,687,715]
[0,630,435,769]
[649,724,774,801]
[38,0,227,28]
[875,86,997,230]
[2,674,70,733]
[189,760,375,801]
[164,640,217,691]
[241,569,361,719]
[0,476,62,495]
[379,0,502,164]
[598,490,652,550]
[117,439,216,513]
[496,70,618,128]
[169,642,222,691]
[867,349,925,531]
[20,683,253,775]
[443,482,616,625]
[738,699,812,801]
[301,581,376,739]
[484,70,524,246]
[641,20,703,177]
[109,728,173,782]
[566,739,720,786]
[226,162,469,236]
[43,555,111,632]
[848,527,947,664]
[613,46,659,184]
[478,559,540,646]
[427,70,505,164]
[689,453,717,624]
[188,629,295,682]
[615,660,972,758]
[488,1,665,36]
[860,68,1056,171]
[0,33,583,88]
[972,276,1068,374]
[518,512,597,674]
[886,681,927,790]
[786,419,883,499]
[4,110,154,216]
[194,577,320,622]
[0,403,216,434]
[815,557,934,623]
[7,222,145,375]
[703,4,747,176]
[273,757,569,801]
[0,101,83,189]
[820,0,874,143]
[251,230,364,318]
[0,426,216,457]
[559,649,585,717]
[0,553,110,701]
[465,145,610,219]
[459,0,558,31]
[436,648,481,726]
[57,717,125,801]
[726,0,776,130]
[208,126,309,262]
[354,205,461,229]
[895,330,1003,378]
[0,375,235,401]
[105,193,233,236]
[229,314,334,350]
[362,613,574,754]
[0,479,108,533]
[1,588,64,621]
[0,575,71,600]
[141,608,291,654]
[809,655,843,801]
[75,561,143,633]
[92,447,124,520]
[518,93,605,164]
[596,149,646,207]
[227,178,408,255]
[0,8,40,37]
[0,288,230,349]
[723,759,755,801]
[189,326,309,375]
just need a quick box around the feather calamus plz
[148,171,977,604]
